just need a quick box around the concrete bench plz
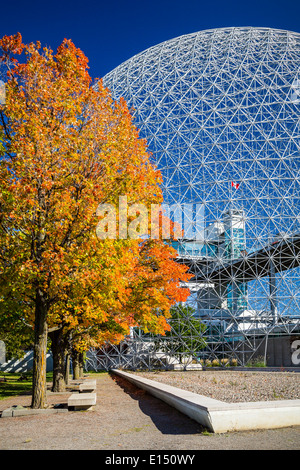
[68,392,96,411]
[79,379,97,393]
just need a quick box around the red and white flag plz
[231,181,240,189]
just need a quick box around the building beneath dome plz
[86,27,300,370]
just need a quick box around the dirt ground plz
[0,372,299,451]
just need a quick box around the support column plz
[269,259,278,324]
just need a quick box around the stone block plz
[68,392,96,411]
[79,380,97,393]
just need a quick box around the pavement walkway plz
[0,372,299,450]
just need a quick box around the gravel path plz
[133,370,300,403]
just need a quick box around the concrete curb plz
[112,369,300,433]
[1,406,68,418]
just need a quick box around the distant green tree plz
[0,300,34,360]
[159,303,207,363]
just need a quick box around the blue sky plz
[1,0,300,79]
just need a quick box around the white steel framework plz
[88,27,300,370]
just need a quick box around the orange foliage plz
[0,33,191,364]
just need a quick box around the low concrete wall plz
[112,369,300,433]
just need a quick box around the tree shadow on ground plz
[111,373,206,435]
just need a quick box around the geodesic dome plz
[94,27,300,369]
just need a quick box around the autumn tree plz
[48,237,142,390]
[48,235,191,390]
[0,34,164,407]
[0,34,191,407]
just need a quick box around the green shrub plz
[246,356,266,367]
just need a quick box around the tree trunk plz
[49,328,66,392]
[79,352,84,378]
[64,353,70,385]
[72,349,80,380]
[31,289,48,409]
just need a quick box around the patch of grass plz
[272,389,284,399]
[246,356,266,368]
[229,380,238,386]
[0,372,32,400]
[0,371,53,400]
[109,424,151,437]
[130,426,144,433]
[87,371,108,377]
